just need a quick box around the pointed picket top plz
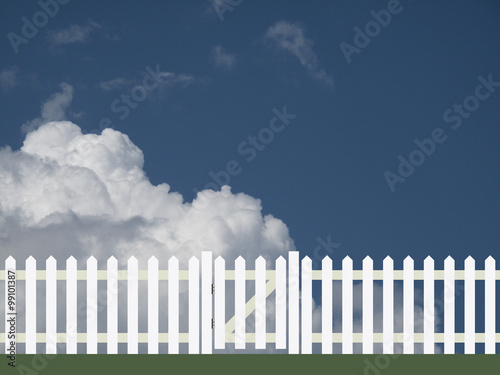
[322,255,332,266]
[256,255,266,262]
[276,255,286,270]
[127,256,138,266]
[444,255,455,264]
[363,255,373,262]
[26,255,36,262]
[46,256,57,268]
[66,256,77,268]
[107,255,117,266]
[465,256,475,267]
[148,255,158,266]
[342,255,353,265]
[5,256,15,271]
[235,256,245,273]
[384,255,393,262]
[168,255,179,267]
[256,255,266,268]
[404,255,414,266]
[26,256,36,267]
[363,256,373,267]
[485,256,495,268]
[302,256,312,267]
[87,255,97,266]
[189,255,199,264]
[215,256,225,275]
[424,255,434,266]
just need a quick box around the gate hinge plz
[211,318,215,329]
[211,284,215,294]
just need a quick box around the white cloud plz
[1,83,295,352]
[48,21,102,47]
[211,45,237,69]
[21,82,74,133]
[158,72,197,88]
[265,20,333,87]
[3,121,294,266]
[0,66,19,91]
[99,78,132,91]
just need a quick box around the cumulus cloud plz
[48,21,102,47]
[0,118,296,353]
[265,20,333,87]
[1,121,294,265]
[0,66,19,92]
[1,79,295,352]
[211,45,237,69]
[21,82,73,133]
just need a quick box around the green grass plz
[5,354,499,375]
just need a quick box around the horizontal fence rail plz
[1,253,498,354]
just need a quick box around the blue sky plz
[2,0,499,265]
[0,0,499,354]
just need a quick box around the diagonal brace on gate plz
[224,277,276,336]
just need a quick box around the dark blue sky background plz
[1,0,499,271]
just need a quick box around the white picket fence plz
[1,252,498,354]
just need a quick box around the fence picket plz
[148,256,159,354]
[423,256,434,354]
[485,256,496,354]
[168,256,179,354]
[301,256,312,354]
[214,256,225,349]
[275,256,287,350]
[444,256,455,354]
[362,256,373,354]
[342,256,353,354]
[25,256,36,354]
[322,256,333,354]
[288,251,299,354]
[188,256,200,354]
[66,256,77,354]
[5,257,16,355]
[87,256,98,354]
[201,251,212,354]
[464,256,475,354]
[46,257,57,354]
[255,256,266,350]
[128,256,138,354]
[403,256,414,354]
[383,256,394,354]
[235,256,246,349]
[107,256,118,354]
